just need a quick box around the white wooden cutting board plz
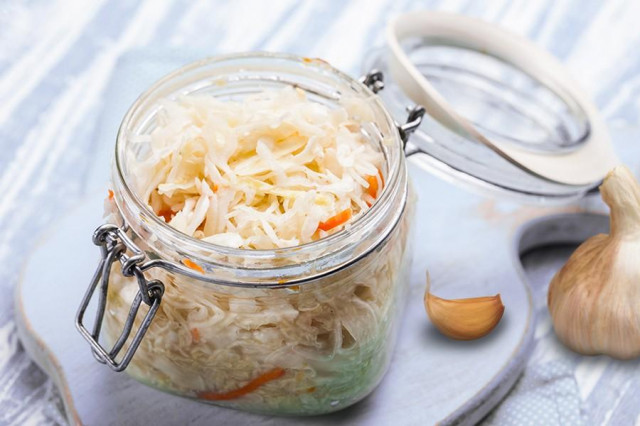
[14,158,610,425]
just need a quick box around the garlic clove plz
[424,273,505,340]
[548,165,640,359]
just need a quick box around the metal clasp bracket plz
[360,70,425,148]
[75,224,164,372]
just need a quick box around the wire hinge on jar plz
[75,223,165,372]
[360,70,425,148]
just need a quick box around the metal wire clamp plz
[360,70,425,148]
[75,223,164,372]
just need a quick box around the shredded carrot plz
[317,208,352,232]
[157,208,174,222]
[289,285,300,291]
[107,189,114,200]
[197,368,286,401]
[182,258,205,274]
[191,328,200,343]
[366,170,385,199]
[306,386,316,393]
[212,183,219,192]
[364,169,384,207]
[365,174,379,199]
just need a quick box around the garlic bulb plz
[548,165,640,359]
[424,273,505,340]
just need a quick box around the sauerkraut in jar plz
[99,53,415,415]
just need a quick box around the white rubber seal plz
[386,11,619,185]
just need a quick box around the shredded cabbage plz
[134,87,385,249]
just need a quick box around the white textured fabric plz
[485,361,587,426]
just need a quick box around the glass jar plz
[77,53,416,416]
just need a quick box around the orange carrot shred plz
[191,328,200,343]
[364,169,384,207]
[157,208,173,222]
[306,386,316,393]
[107,189,114,200]
[365,174,378,199]
[182,258,205,274]
[198,368,286,401]
[212,183,219,192]
[317,208,352,232]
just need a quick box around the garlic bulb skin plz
[548,165,640,359]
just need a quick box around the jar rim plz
[113,51,406,282]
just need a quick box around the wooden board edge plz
[14,226,84,426]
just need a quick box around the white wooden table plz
[2,1,640,424]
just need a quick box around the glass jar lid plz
[364,11,620,201]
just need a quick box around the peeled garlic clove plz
[424,274,505,340]
[548,165,640,359]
